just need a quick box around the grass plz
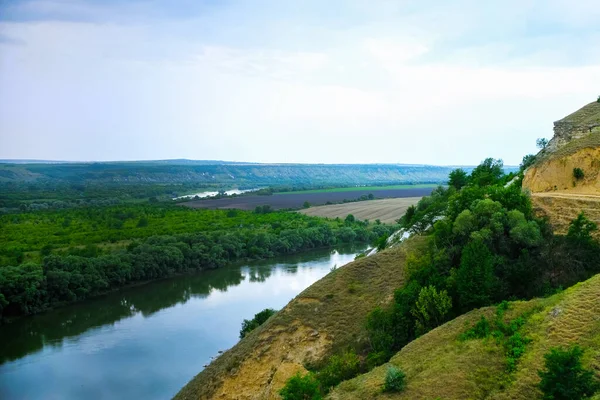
[558,101,600,126]
[175,237,427,400]
[328,274,600,400]
[275,184,440,195]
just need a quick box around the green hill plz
[329,273,600,399]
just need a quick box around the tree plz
[456,239,495,310]
[470,158,504,187]
[567,212,597,245]
[448,168,468,190]
[520,154,536,171]
[536,138,549,150]
[538,346,597,400]
[573,167,585,180]
[303,201,311,209]
[280,373,322,400]
[345,214,355,224]
[411,286,452,334]
[383,366,406,393]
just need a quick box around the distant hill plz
[0,161,501,187]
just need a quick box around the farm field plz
[182,186,435,210]
[275,183,437,195]
[298,197,421,223]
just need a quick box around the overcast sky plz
[0,0,598,165]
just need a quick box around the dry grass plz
[175,237,427,400]
[531,193,600,237]
[328,274,600,400]
[298,198,421,224]
[557,101,600,126]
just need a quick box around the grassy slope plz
[329,274,600,400]
[558,101,600,126]
[175,239,425,400]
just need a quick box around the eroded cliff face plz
[523,147,600,194]
[522,101,600,235]
[175,241,420,400]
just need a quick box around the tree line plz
[0,207,396,319]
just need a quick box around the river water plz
[0,247,362,400]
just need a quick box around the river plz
[0,246,363,400]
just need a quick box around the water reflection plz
[0,247,356,365]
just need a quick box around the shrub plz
[411,285,452,335]
[573,167,585,180]
[279,372,322,400]
[317,349,361,390]
[303,201,311,209]
[239,308,277,338]
[461,315,491,340]
[383,366,406,393]
[538,346,597,400]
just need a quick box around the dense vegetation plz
[366,158,600,364]
[0,205,395,319]
[280,157,600,396]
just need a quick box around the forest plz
[0,204,396,319]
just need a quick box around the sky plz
[0,0,599,165]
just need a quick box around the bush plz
[279,372,322,400]
[317,350,361,390]
[538,346,597,400]
[411,285,452,335]
[383,366,406,393]
[460,315,491,340]
[239,308,277,338]
[573,167,585,180]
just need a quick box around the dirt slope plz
[531,192,600,236]
[175,240,423,400]
[328,273,600,400]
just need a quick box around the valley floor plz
[298,197,421,224]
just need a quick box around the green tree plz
[411,285,452,335]
[538,346,597,400]
[573,167,585,180]
[470,158,504,187]
[303,201,311,209]
[448,168,468,190]
[345,214,356,224]
[456,240,495,310]
[536,138,549,150]
[520,154,536,171]
[567,212,597,245]
[280,373,322,400]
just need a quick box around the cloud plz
[0,0,598,164]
